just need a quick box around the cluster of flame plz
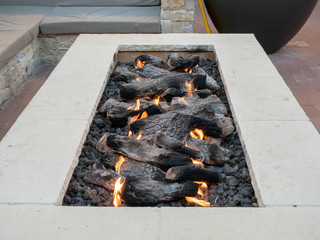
[113,60,211,207]
[185,128,211,207]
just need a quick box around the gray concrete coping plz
[0,206,319,240]
[0,34,319,209]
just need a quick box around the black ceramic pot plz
[204,0,318,54]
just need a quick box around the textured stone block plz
[161,20,172,33]
[162,0,185,10]
[172,22,194,33]
[40,38,57,50]
[171,10,194,22]
[186,0,195,11]
[160,9,171,20]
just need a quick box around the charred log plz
[186,138,229,166]
[172,95,228,116]
[194,89,212,98]
[135,54,169,69]
[83,163,120,191]
[154,131,201,160]
[196,67,220,92]
[122,176,198,206]
[105,133,192,170]
[112,64,143,83]
[161,88,185,102]
[167,103,216,122]
[192,117,222,138]
[101,150,166,181]
[119,74,206,100]
[130,112,195,142]
[166,53,199,70]
[166,165,220,183]
[134,64,171,78]
[107,104,165,127]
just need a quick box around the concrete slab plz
[160,207,320,240]
[0,119,89,205]
[237,121,320,206]
[0,206,159,240]
[0,206,319,240]
[223,74,308,121]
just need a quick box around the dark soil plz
[63,57,258,207]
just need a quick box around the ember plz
[63,53,257,208]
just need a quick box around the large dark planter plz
[204,0,318,54]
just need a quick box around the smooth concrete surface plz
[0,206,319,240]
[0,34,319,209]
[237,121,320,207]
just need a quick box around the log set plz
[64,53,251,208]
[122,176,198,206]
[166,165,220,183]
[119,73,206,100]
[105,133,192,170]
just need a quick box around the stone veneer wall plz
[0,39,40,106]
[161,0,195,33]
[38,35,78,65]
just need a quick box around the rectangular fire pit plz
[0,34,320,238]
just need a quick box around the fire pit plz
[64,52,256,207]
[0,34,319,238]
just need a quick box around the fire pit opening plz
[63,50,258,208]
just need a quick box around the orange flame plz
[128,131,133,137]
[136,60,145,69]
[134,98,140,111]
[178,97,188,105]
[136,131,143,140]
[127,105,135,110]
[113,177,125,207]
[186,181,209,207]
[195,64,199,68]
[185,81,193,98]
[191,158,204,168]
[185,141,188,147]
[136,78,143,82]
[139,111,148,120]
[153,95,160,105]
[190,128,204,140]
[188,69,192,73]
[115,156,126,173]
[185,197,210,207]
[130,114,140,123]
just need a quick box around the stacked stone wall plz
[161,0,195,33]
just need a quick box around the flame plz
[185,81,193,98]
[128,130,133,137]
[136,131,143,140]
[134,98,140,111]
[136,78,143,82]
[115,156,126,173]
[185,181,209,207]
[130,114,140,123]
[113,177,126,207]
[136,60,145,69]
[178,97,188,105]
[127,105,135,110]
[185,141,188,147]
[185,197,210,207]
[195,64,199,68]
[191,158,204,168]
[153,95,160,105]
[188,69,193,73]
[183,68,189,72]
[190,128,204,140]
[139,111,148,119]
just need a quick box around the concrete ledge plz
[0,206,319,240]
